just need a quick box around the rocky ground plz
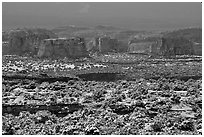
[2,54,202,135]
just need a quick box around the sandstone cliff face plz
[87,36,119,53]
[159,37,195,56]
[162,28,201,56]
[7,28,57,55]
[128,36,161,55]
[37,37,88,58]
[128,42,154,54]
[98,37,119,53]
[193,42,202,56]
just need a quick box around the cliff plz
[37,37,88,58]
[7,28,57,55]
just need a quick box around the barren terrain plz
[2,54,202,135]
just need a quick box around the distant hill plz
[93,25,122,30]
[51,25,123,41]
[163,28,202,43]
[52,25,153,40]
[162,28,202,56]
[52,25,90,33]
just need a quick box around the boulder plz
[37,37,89,58]
[7,28,57,55]
[13,95,25,104]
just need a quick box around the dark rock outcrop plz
[159,37,195,56]
[162,28,202,56]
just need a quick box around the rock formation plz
[37,37,88,58]
[163,28,202,43]
[159,37,195,56]
[162,28,202,56]
[128,36,161,55]
[2,31,9,42]
[7,28,57,55]
[87,36,119,53]
[192,42,202,56]
[128,42,154,54]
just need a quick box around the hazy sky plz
[2,2,202,31]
